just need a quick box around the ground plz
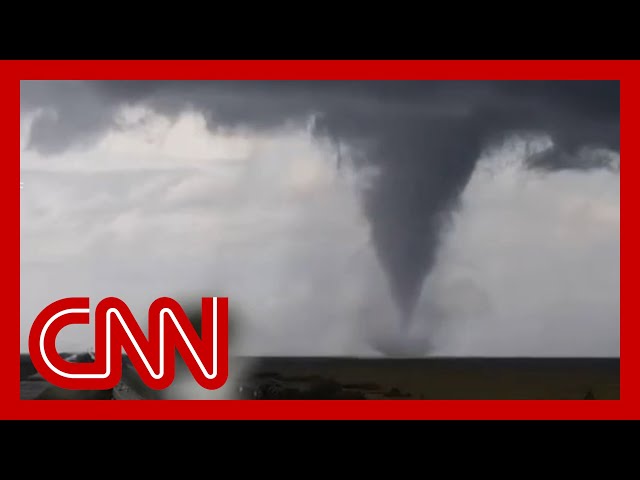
[20,355,619,400]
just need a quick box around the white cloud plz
[20,111,619,357]
[417,138,620,356]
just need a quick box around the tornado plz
[20,80,620,332]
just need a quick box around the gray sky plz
[20,81,620,357]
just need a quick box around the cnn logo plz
[28,297,229,391]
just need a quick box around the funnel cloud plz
[20,80,620,353]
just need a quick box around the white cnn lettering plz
[39,298,219,380]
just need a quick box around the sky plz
[20,81,620,357]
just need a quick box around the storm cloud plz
[20,81,620,353]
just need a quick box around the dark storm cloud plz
[20,80,620,324]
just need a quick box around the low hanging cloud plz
[20,81,619,357]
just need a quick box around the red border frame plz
[4,60,632,419]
